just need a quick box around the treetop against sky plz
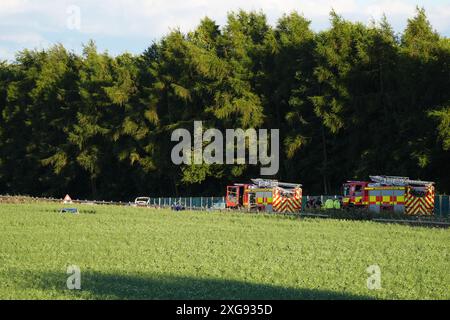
[1,0,449,60]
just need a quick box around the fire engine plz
[342,175,435,215]
[226,179,302,213]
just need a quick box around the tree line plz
[0,8,449,200]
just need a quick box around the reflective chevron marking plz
[405,185,435,215]
[273,187,302,213]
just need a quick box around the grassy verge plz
[0,203,448,299]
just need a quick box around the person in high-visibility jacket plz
[333,199,341,209]
[324,199,334,209]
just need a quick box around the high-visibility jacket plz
[324,199,334,209]
[333,200,341,209]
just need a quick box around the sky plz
[1,0,449,61]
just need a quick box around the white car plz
[134,197,150,207]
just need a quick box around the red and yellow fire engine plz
[342,175,435,215]
[226,179,302,213]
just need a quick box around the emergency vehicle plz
[226,179,302,213]
[342,175,435,215]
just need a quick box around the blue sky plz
[1,0,449,60]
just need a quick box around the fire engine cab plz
[226,184,250,209]
[342,181,369,208]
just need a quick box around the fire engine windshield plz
[343,185,350,196]
[227,187,238,202]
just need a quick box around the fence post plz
[447,195,450,218]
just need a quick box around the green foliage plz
[429,107,450,150]
[0,8,449,199]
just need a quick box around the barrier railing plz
[302,195,450,218]
[1,194,448,217]
[434,195,450,218]
[147,197,226,210]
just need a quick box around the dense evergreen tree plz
[0,8,449,199]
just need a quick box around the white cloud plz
[367,1,415,20]
[0,47,15,61]
[427,4,450,32]
[0,32,46,46]
[0,0,30,15]
[0,0,365,37]
[365,0,416,16]
[0,0,448,58]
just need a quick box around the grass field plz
[0,203,448,300]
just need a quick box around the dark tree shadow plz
[22,270,373,300]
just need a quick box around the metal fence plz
[434,195,450,217]
[146,194,448,217]
[147,194,450,217]
[146,195,342,210]
[303,195,450,218]
[147,197,226,210]
[1,194,449,217]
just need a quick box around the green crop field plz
[0,203,448,300]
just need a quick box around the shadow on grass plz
[26,270,373,300]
